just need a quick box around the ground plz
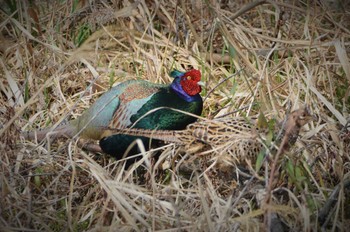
[1,0,350,231]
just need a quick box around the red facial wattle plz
[180,69,202,96]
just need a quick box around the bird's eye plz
[187,76,192,80]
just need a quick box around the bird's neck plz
[170,79,201,102]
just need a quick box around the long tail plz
[102,127,184,144]
[21,123,76,142]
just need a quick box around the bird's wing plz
[76,80,152,139]
[105,81,161,131]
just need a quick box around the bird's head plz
[170,69,204,94]
[179,69,203,96]
[169,69,204,102]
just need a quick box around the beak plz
[197,81,205,87]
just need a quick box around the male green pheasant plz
[23,69,203,159]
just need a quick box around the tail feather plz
[21,124,76,142]
[102,127,184,144]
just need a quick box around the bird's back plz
[72,80,165,140]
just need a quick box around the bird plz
[22,69,204,159]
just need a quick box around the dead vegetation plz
[1,0,350,231]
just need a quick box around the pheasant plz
[23,69,204,159]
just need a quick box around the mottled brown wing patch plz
[119,83,159,103]
[110,104,129,129]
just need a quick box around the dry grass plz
[1,0,350,231]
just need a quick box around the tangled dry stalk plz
[1,0,350,231]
